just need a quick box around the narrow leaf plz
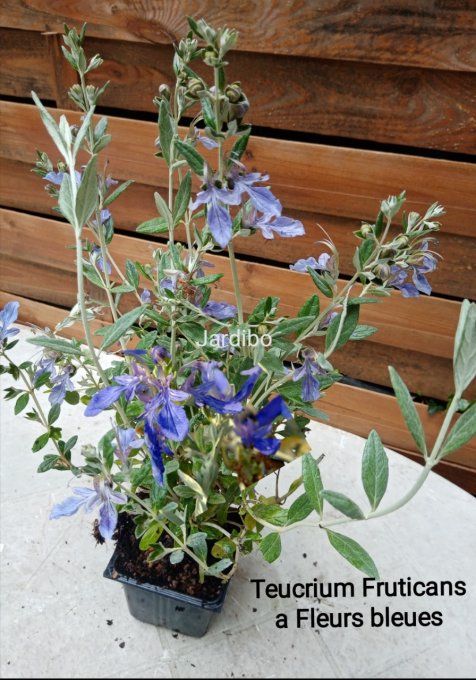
[27,336,83,357]
[287,494,314,524]
[440,403,476,457]
[98,306,145,349]
[361,430,388,511]
[321,491,364,519]
[326,530,379,579]
[75,156,98,226]
[302,453,324,517]
[173,171,192,225]
[260,532,282,563]
[58,174,75,225]
[104,179,134,207]
[389,366,427,456]
[175,140,205,176]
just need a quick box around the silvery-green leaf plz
[286,494,314,524]
[27,335,83,356]
[187,532,208,562]
[207,558,232,576]
[175,140,205,176]
[302,453,323,517]
[72,106,96,158]
[96,305,145,349]
[326,530,379,578]
[389,366,427,456]
[104,179,134,207]
[154,191,173,233]
[136,217,169,234]
[173,171,192,225]
[31,91,68,159]
[75,156,98,227]
[252,503,288,527]
[361,430,388,511]
[325,305,359,352]
[58,173,76,225]
[321,490,364,519]
[159,100,174,165]
[440,403,476,458]
[350,325,378,341]
[260,532,281,563]
[453,299,476,394]
[170,550,184,565]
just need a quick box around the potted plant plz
[1,18,475,638]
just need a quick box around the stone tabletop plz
[1,328,475,678]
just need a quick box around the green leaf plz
[252,503,288,527]
[187,532,208,562]
[307,266,334,297]
[260,532,282,563]
[48,403,61,425]
[31,91,68,159]
[159,100,174,165]
[32,432,50,453]
[75,156,98,226]
[350,325,378,341]
[154,191,173,233]
[27,336,83,357]
[272,316,314,338]
[453,299,476,394]
[136,217,168,234]
[14,392,29,415]
[175,140,205,176]
[321,491,364,519]
[200,96,216,130]
[139,524,161,550]
[326,530,379,578]
[325,305,359,353]
[170,550,184,565]
[37,454,60,473]
[287,494,314,524]
[297,294,319,319]
[104,179,134,207]
[58,173,75,225]
[440,403,476,457]
[302,453,324,517]
[358,238,374,267]
[173,171,192,225]
[361,430,388,511]
[125,260,139,289]
[230,130,250,162]
[389,366,427,456]
[207,558,232,576]
[72,106,96,158]
[97,306,145,349]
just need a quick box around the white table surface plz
[1,328,475,678]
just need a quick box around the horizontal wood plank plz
[1,290,474,492]
[1,101,475,238]
[1,29,475,152]
[1,2,475,71]
[1,158,474,301]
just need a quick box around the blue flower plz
[92,209,112,228]
[140,289,151,303]
[244,209,304,240]
[233,396,291,455]
[114,427,144,464]
[143,378,190,442]
[144,421,173,485]
[292,349,325,402]
[90,246,112,275]
[49,366,74,405]
[191,169,241,248]
[389,244,437,298]
[33,355,57,382]
[290,254,330,272]
[194,128,219,150]
[0,301,20,344]
[186,365,261,414]
[203,300,237,320]
[228,167,281,216]
[50,479,127,540]
[85,364,154,416]
[44,170,81,186]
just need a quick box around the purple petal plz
[98,500,118,540]
[203,300,237,320]
[207,201,232,248]
[157,400,189,441]
[85,385,125,416]
[245,186,281,216]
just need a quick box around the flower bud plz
[226,83,242,103]
[187,77,204,98]
[393,235,409,249]
[360,223,373,237]
[374,263,391,280]
[158,83,171,100]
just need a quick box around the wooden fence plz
[0,2,475,490]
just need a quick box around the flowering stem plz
[227,240,244,324]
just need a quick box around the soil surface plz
[109,514,225,601]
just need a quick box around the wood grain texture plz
[1,101,475,237]
[1,158,474,301]
[1,289,474,491]
[1,1,475,71]
[2,28,475,152]
[0,208,462,361]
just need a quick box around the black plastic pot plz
[103,549,230,637]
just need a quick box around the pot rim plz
[103,547,230,612]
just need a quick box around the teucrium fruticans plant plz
[1,18,475,582]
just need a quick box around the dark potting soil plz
[108,514,224,601]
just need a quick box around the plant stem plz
[228,240,244,324]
